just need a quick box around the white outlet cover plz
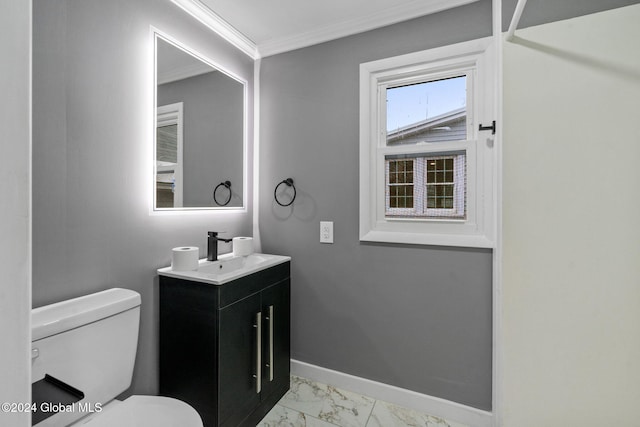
[320,221,333,243]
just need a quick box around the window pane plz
[426,155,456,211]
[390,185,414,208]
[386,76,467,146]
[427,158,456,185]
[386,153,465,219]
[445,185,453,197]
[443,197,453,209]
[445,171,453,182]
[157,124,178,163]
[445,158,453,170]
[387,159,415,210]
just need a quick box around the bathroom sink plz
[157,253,290,285]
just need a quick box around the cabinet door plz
[160,278,219,427]
[260,279,291,400]
[218,293,262,427]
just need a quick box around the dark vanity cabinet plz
[159,261,290,427]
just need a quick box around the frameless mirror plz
[154,33,246,210]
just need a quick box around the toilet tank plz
[31,288,141,427]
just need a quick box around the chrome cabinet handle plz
[254,312,262,394]
[267,305,274,381]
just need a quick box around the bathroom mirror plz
[154,33,246,210]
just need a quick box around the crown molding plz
[170,0,260,59]
[257,0,480,57]
[172,0,479,60]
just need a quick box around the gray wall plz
[32,0,254,395]
[158,71,244,207]
[501,0,640,31]
[259,0,494,410]
[0,0,31,425]
[259,0,640,411]
[28,0,640,414]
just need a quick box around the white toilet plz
[31,288,203,427]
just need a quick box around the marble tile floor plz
[257,375,468,427]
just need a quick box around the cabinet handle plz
[254,311,262,394]
[268,305,274,382]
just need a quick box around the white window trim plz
[359,37,495,248]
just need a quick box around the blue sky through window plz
[386,76,466,132]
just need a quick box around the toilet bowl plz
[31,288,202,427]
[70,396,202,427]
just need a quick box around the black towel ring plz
[274,178,296,207]
[213,181,232,206]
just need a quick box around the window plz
[359,38,495,247]
[385,153,466,219]
[387,158,414,209]
[427,156,462,211]
[387,76,468,145]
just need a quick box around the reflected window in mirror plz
[156,102,183,208]
[154,33,246,211]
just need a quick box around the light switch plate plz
[320,221,333,243]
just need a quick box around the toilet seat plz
[73,396,202,427]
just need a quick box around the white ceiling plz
[176,0,479,58]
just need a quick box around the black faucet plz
[207,231,232,261]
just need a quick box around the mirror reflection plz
[155,35,245,210]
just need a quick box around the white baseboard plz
[290,359,493,427]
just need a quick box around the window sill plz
[360,229,494,249]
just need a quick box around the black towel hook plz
[274,178,296,207]
[213,181,232,206]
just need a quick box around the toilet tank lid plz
[32,288,141,341]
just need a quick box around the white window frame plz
[359,37,495,248]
